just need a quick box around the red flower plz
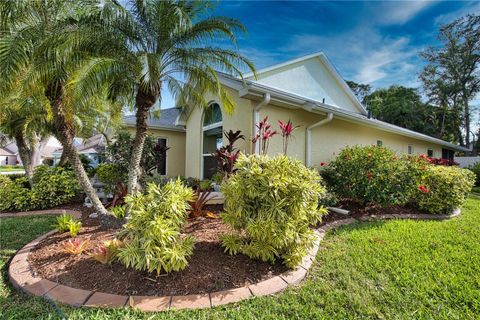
[320,162,328,167]
[418,185,429,194]
[367,172,373,180]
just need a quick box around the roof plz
[244,52,368,115]
[0,147,15,156]
[217,72,468,152]
[53,134,107,155]
[123,107,185,132]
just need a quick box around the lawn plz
[1,199,479,319]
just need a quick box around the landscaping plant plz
[89,239,123,264]
[278,119,301,155]
[63,238,90,255]
[214,130,245,178]
[252,117,277,155]
[416,165,475,214]
[325,145,424,206]
[188,188,214,218]
[221,154,327,268]
[117,180,195,274]
[54,214,82,237]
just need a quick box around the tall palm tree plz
[69,0,256,197]
[0,0,124,215]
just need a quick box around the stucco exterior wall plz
[126,127,186,177]
[0,155,17,166]
[185,88,254,178]
[252,57,360,113]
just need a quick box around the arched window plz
[202,103,223,179]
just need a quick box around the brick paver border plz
[8,208,461,312]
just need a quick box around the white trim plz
[123,122,185,132]
[202,121,222,131]
[306,113,333,167]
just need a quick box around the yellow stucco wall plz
[185,88,254,178]
[126,126,186,177]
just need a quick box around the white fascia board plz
[123,122,186,132]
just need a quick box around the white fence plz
[455,156,480,168]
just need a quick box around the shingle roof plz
[123,107,185,131]
[0,147,15,156]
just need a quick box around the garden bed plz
[28,213,288,296]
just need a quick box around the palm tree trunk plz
[48,89,109,216]
[58,149,68,166]
[14,133,34,187]
[126,104,149,195]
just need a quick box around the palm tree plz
[0,0,123,215]
[68,0,256,197]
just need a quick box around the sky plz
[160,0,480,109]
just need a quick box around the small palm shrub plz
[416,165,475,214]
[117,180,195,274]
[220,154,327,268]
[55,214,82,237]
[325,145,424,206]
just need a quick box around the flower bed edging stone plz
[8,208,461,312]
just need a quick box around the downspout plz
[253,93,271,154]
[306,112,333,167]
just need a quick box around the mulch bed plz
[26,199,434,296]
[28,207,288,296]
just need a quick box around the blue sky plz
[160,0,480,108]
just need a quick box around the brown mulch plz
[28,215,288,296]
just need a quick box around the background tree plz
[70,0,256,198]
[420,14,480,148]
[346,80,372,104]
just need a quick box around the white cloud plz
[375,1,435,25]
[434,1,480,25]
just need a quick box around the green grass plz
[0,166,24,172]
[1,199,480,319]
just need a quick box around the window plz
[376,140,383,147]
[427,148,434,158]
[202,103,222,179]
[5,157,8,165]
[407,145,414,155]
[156,138,168,175]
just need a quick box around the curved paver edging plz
[1,209,82,219]
[8,208,461,312]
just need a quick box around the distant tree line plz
[347,14,480,154]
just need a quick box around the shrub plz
[110,205,126,219]
[117,180,195,274]
[467,162,480,186]
[416,165,475,214]
[29,166,80,209]
[220,154,327,268]
[89,239,123,264]
[97,163,127,195]
[325,145,424,206]
[55,214,82,237]
[0,176,30,211]
[63,238,89,255]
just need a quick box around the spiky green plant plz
[220,154,328,269]
[117,179,195,274]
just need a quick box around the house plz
[124,52,468,179]
[1,137,62,166]
[0,146,17,166]
[52,134,107,167]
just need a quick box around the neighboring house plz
[0,146,17,166]
[126,52,469,179]
[52,134,107,167]
[1,136,62,166]
[455,156,480,168]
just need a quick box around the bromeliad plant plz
[89,239,123,265]
[214,130,245,178]
[252,116,277,155]
[278,120,301,155]
[220,154,327,268]
[117,180,195,274]
[63,238,90,255]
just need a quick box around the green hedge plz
[417,165,475,214]
[324,145,475,213]
[0,166,80,212]
[221,154,327,268]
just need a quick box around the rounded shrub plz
[220,154,327,269]
[416,165,475,214]
[325,145,424,206]
[117,179,195,274]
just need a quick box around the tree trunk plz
[126,90,157,196]
[58,149,68,166]
[14,133,34,187]
[47,87,109,216]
